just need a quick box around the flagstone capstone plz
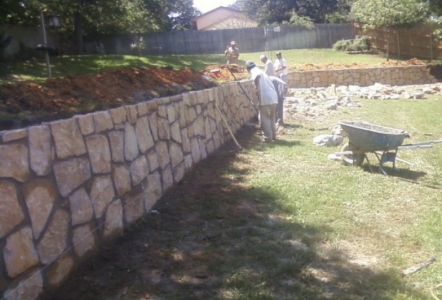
[1,129,27,143]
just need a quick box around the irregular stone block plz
[162,164,174,191]
[69,188,94,226]
[147,150,159,172]
[0,181,24,239]
[28,125,52,176]
[155,141,170,169]
[136,102,150,116]
[181,128,191,153]
[130,155,149,186]
[90,175,115,219]
[1,129,27,143]
[104,200,123,239]
[112,164,131,197]
[3,227,39,277]
[46,253,74,287]
[110,107,127,125]
[158,117,171,140]
[76,114,94,135]
[170,121,182,144]
[126,105,138,124]
[108,131,125,163]
[86,134,111,174]
[93,111,113,133]
[3,268,43,300]
[157,105,168,118]
[37,209,69,264]
[123,188,145,225]
[167,105,176,123]
[51,118,86,160]
[124,123,139,161]
[174,162,185,183]
[148,113,158,141]
[184,155,193,170]
[0,143,29,182]
[73,223,96,258]
[190,137,201,163]
[23,179,57,239]
[206,139,215,155]
[313,134,343,147]
[169,142,184,169]
[145,171,162,211]
[53,158,91,197]
[135,116,155,153]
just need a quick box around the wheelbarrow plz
[337,121,442,175]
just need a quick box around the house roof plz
[191,6,244,21]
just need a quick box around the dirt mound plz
[291,59,426,71]
[202,64,250,81]
[0,67,215,117]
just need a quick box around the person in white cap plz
[274,51,288,82]
[245,61,278,142]
[260,54,275,77]
[224,41,240,64]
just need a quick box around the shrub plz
[333,36,370,52]
[333,39,352,51]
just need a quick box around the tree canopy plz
[350,0,429,29]
[0,0,199,53]
[232,0,341,24]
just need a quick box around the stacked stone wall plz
[286,65,437,88]
[0,65,437,299]
[0,82,256,300]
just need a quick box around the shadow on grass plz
[361,163,427,181]
[43,128,427,300]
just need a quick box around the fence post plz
[396,30,400,58]
[430,33,434,60]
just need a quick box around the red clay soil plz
[0,59,428,130]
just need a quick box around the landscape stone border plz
[0,65,437,299]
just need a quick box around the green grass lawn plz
[0,49,388,85]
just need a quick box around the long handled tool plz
[225,65,259,115]
[214,102,243,151]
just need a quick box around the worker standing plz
[269,76,288,125]
[225,41,240,64]
[260,55,275,76]
[274,51,288,82]
[245,61,278,142]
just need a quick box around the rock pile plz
[336,82,442,100]
[284,86,362,120]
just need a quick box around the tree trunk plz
[74,11,84,55]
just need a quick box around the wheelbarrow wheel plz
[341,143,365,166]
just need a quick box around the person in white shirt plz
[260,55,275,77]
[245,60,278,142]
[274,51,288,82]
[268,76,288,125]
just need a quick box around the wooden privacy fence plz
[354,23,442,60]
[89,24,354,56]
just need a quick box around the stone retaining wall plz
[286,65,437,88]
[0,65,438,299]
[0,82,256,300]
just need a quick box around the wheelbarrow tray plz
[339,121,409,151]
